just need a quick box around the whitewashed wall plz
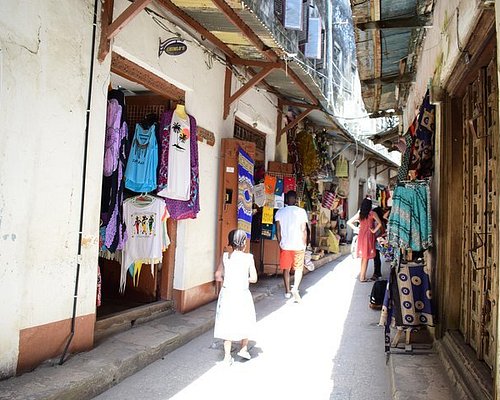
[111,1,278,291]
[0,0,109,377]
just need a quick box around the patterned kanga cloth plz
[388,182,432,251]
[380,261,434,352]
[237,148,254,237]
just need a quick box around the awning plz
[350,0,433,115]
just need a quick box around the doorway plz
[460,53,499,372]
[96,53,183,326]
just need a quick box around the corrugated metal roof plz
[351,0,433,114]
[171,0,324,100]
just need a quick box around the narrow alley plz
[94,256,390,400]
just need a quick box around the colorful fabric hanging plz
[409,89,435,178]
[253,183,266,207]
[264,175,276,194]
[388,182,432,251]
[157,110,200,220]
[237,148,255,238]
[274,178,284,195]
[322,191,335,209]
[284,176,296,193]
[262,206,274,224]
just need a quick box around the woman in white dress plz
[214,229,258,365]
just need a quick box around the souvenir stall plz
[380,90,436,352]
[251,161,296,275]
[286,127,343,262]
[98,79,200,319]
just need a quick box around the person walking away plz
[371,206,388,280]
[214,229,258,365]
[347,198,382,282]
[275,190,308,302]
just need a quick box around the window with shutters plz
[284,0,303,30]
[298,0,310,44]
[234,119,266,162]
[274,0,284,23]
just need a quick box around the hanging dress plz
[101,99,128,253]
[157,110,200,220]
[125,124,158,193]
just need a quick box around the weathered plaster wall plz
[403,0,479,129]
[0,0,109,377]
[111,1,278,291]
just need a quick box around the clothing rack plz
[397,178,431,186]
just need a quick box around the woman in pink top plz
[347,198,383,282]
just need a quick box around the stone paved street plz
[94,256,390,400]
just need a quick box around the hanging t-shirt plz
[157,112,191,200]
[124,124,158,193]
[121,196,169,292]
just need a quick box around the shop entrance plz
[96,53,183,333]
[460,53,499,371]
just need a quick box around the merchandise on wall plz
[97,78,200,318]
[381,178,434,352]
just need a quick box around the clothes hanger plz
[134,193,154,205]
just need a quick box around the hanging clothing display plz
[409,89,435,179]
[274,178,284,196]
[157,110,200,220]
[157,112,192,200]
[124,123,158,193]
[237,148,255,238]
[253,183,266,207]
[101,98,128,253]
[284,176,296,193]
[96,265,102,307]
[387,181,432,251]
[121,195,170,293]
[380,260,434,352]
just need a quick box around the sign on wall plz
[159,37,187,57]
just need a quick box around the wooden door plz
[216,139,256,264]
[461,57,499,371]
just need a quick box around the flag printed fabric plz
[264,175,277,194]
[284,177,296,193]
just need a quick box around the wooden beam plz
[211,0,277,62]
[223,64,232,119]
[376,165,390,176]
[280,108,314,134]
[356,14,432,30]
[209,0,320,105]
[286,68,319,105]
[107,0,152,40]
[276,98,283,145]
[356,157,370,169]
[98,0,114,62]
[362,73,415,86]
[229,58,281,68]
[281,100,320,109]
[156,0,237,59]
[224,65,277,119]
[229,66,276,103]
[111,52,185,100]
